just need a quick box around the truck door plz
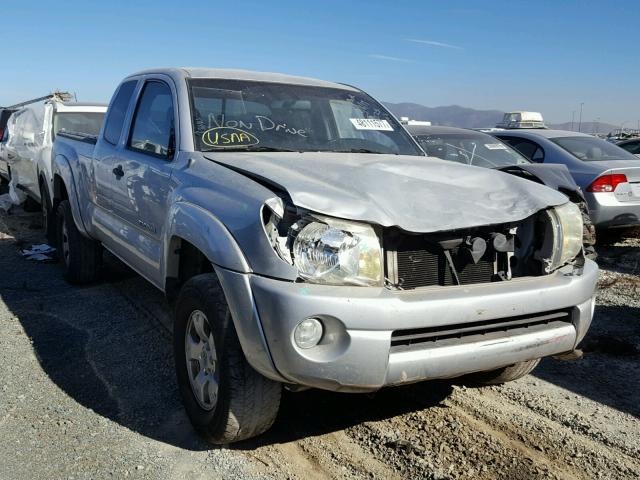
[108,79,176,285]
[93,80,138,214]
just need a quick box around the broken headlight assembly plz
[261,199,383,286]
[292,217,383,286]
[539,201,583,272]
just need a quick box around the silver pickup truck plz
[51,68,598,444]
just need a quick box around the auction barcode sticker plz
[350,118,394,131]
[485,143,508,150]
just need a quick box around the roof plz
[494,129,593,139]
[59,101,108,108]
[406,125,488,136]
[55,102,108,113]
[129,67,358,91]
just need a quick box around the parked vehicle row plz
[617,137,640,156]
[493,129,640,232]
[31,68,598,444]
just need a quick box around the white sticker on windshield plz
[349,118,394,131]
[485,143,508,150]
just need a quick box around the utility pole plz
[571,111,576,131]
[594,117,600,135]
[578,103,584,132]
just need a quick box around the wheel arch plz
[51,155,90,236]
[163,201,250,291]
[165,204,284,383]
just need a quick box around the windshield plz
[552,136,638,161]
[413,133,530,167]
[53,112,105,138]
[188,79,422,155]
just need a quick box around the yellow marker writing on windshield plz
[202,127,260,148]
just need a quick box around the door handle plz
[112,165,124,179]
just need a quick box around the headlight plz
[545,202,583,271]
[292,217,382,286]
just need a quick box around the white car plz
[5,100,106,238]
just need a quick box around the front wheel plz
[465,359,540,385]
[174,273,281,444]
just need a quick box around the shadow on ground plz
[236,381,453,450]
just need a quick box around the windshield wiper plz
[333,148,389,154]
[202,146,302,153]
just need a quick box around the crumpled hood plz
[203,152,568,233]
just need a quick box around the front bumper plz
[218,259,598,392]
[586,191,640,228]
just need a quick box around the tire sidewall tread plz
[174,273,281,445]
[56,200,101,284]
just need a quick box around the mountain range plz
[384,102,619,135]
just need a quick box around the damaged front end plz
[262,197,585,289]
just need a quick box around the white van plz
[5,100,106,237]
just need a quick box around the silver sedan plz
[494,129,640,230]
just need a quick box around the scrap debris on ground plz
[0,192,638,479]
[20,243,56,261]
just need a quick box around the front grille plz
[384,229,498,290]
[395,245,495,289]
[390,309,572,349]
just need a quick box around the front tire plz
[56,199,102,284]
[174,273,281,444]
[465,359,540,385]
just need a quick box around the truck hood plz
[203,152,568,233]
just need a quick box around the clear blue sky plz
[1,0,638,126]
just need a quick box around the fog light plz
[294,318,323,349]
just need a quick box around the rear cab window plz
[53,112,105,139]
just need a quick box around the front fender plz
[52,154,90,237]
[164,201,250,275]
[164,202,286,382]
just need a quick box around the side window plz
[128,81,174,158]
[103,81,137,145]
[500,137,545,162]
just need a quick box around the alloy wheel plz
[185,309,219,411]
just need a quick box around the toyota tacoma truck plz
[51,68,598,444]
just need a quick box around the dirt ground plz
[0,189,638,479]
